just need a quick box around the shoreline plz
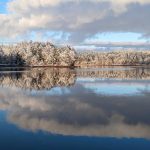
[1,42,150,68]
[0,64,149,69]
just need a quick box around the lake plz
[0,67,150,150]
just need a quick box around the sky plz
[0,0,150,49]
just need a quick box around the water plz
[0,67,150,150]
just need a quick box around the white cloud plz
[0,0,150,43]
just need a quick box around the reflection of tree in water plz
[0,68,76,90]
[77,67,150,79]
[1,67,150,138]
[0,67,150,90]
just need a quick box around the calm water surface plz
[0,67,150,150]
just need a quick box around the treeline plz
[75,51,150,67]
[1,42,150,67]
[0,42,76,67]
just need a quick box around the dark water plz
[1,67,150,150]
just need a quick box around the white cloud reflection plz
[0,68,150,138]
[0,82,150,138]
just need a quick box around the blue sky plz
[85,32,148,43]
[0,0,8,13]
[0,0,150,48]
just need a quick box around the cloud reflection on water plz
[0,67,150,138]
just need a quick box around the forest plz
[1,42,150,67]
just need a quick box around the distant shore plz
[1,42,150,68]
